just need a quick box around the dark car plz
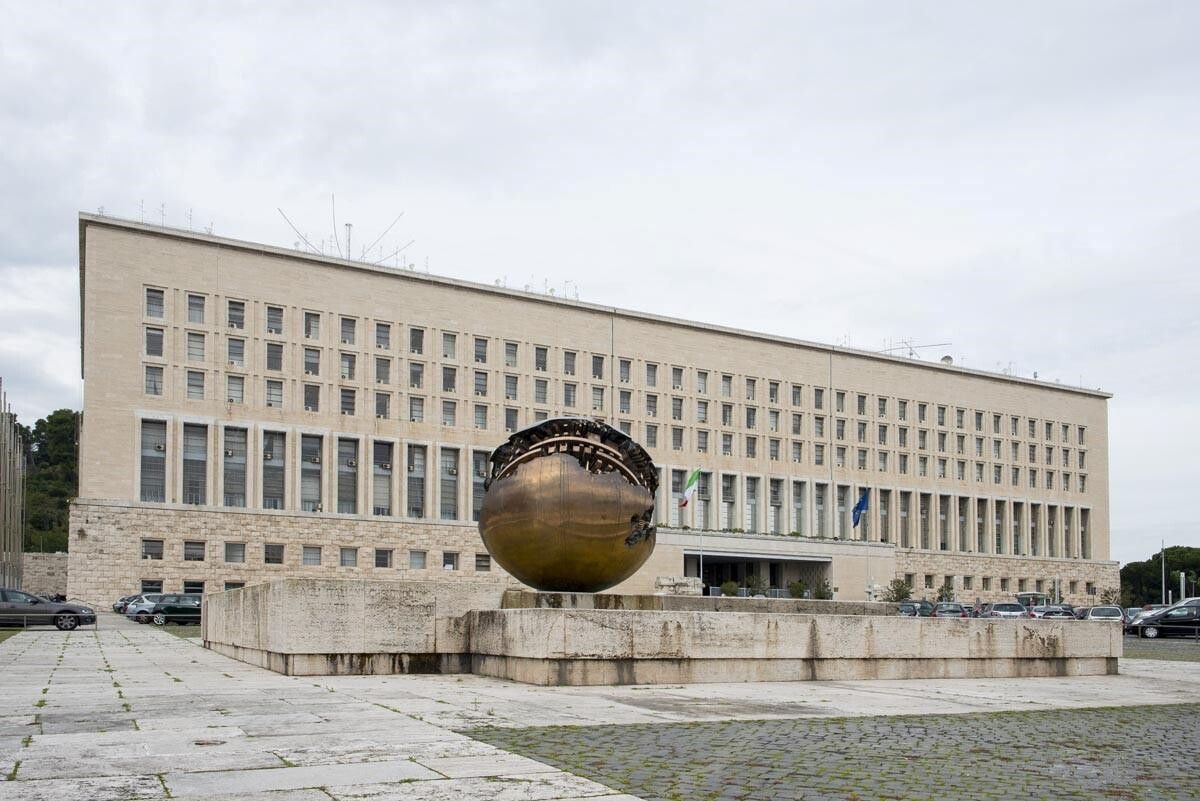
[0,589,97,631]
[1133,605,1200,639]
[150,594,202,625]
[913,600,934,617]
[897,602,919,617]
[932,602,968,618]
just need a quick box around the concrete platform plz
[203,579,1121,684]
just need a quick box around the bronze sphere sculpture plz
[478,418,658,593]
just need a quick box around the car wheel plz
[152,612,167,626]
[1143,626,1159,639]
[54,613,78,631]
[136,613,149,624]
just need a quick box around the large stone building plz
[69,213,1119,604]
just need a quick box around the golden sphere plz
[478,419,658,593]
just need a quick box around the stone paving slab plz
[165,759,442,795]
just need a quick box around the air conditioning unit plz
[410,383,420,389]
[410,416,420,422]
[408,465,416,472]
[375,413,386,419]
[377,343,386,349]
[228,323,238,329]
[347,459,357,468]
[410,348,420,354]
[153,443,165,452]
[592,405,602,411]
[224,449,234,457]
[673,385,682,390]
[381,462,392,470]
[304,370,315,376]
[308,456,321,464]
[304,405,317,412]
[228,361,237,367]
[263,452,273,460]
[267,401,278,408]
[475,390,486,396]
[342,338,353,345]
[341,410,352,415]
[376,378,386,384]
[476,468,486,478]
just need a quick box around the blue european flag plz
[852,492,869,528]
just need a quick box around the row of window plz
[145,287,1090,446]
[906,573,1098,597]
[139,540,489,572]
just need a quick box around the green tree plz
[935,580,955,602]
[744,572,768,595]
[812,580,833,600]
[1120,547,1200,605]
[880,579,913,603]
[720,580,739,597]
[19,409,78,552]
[787,580,807,599]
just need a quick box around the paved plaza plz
[2,614,1199,800]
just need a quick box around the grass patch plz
[154,624,202,639]
[0,630,21,645]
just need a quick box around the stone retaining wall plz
[21,552,68,597]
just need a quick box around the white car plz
[124,594,165,623]
[1083,605,1124,621]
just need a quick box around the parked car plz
[0,588,96,631]
[124,594,165,623]
[149,594,202,625]
[112,595,138,613]
[981,602,1030,619]
[897,602,920,617]
[1083,606,1124,622]
[932,602,969,618]
[1073,606,1092,620]
[1041,608,1076,619]
[1132,605,1200,639]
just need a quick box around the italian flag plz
[679,469,701,507]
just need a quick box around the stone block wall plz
[897,550,1120,605]
[21,552,68,597]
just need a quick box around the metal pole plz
[1161,539,1167,605]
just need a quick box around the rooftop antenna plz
[277,208,324,255]
[186,208,193,231]
[879,339,953,359]
[97,205,105,216]
[139,199,144,223]
[331,194,342,258]
[159,203,165,227]
[344,222,353,260]
[360,212,405,260]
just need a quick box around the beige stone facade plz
[72,213,1116,605]
[21,552,68,597]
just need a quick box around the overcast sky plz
[1,2,1196,565]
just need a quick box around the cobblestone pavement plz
[468,704,1200,801]
[1123,635,1200,662]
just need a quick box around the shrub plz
[880,579,913,603]
[787,580,807,599]
[812,580,833,600]
[720,580,739,597]
[745,573,768,594]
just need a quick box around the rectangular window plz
[472,451,488,522]
[442,332,458,359]
[264,543,285,564]
[228,371,244,402]
[186,370,205,400]
[442,400,457,426]
[474,371,488,396]
[375,357,390,384]
[409,327,424,354]
[223,427,247,507]
[340,388,355,415]
[187,294,205,323]
[564,383,577,407]
[337,438,359,514]
[341,352,357,381]
[301,434,323,512]
[183,540,205,561]
[409,396,424,422]
[181,424,207,504]
[187,332,205,361]
[340,317,356,345]
[262,431,285,509]
[646,425,659,448]
[373,441,393,516]
[440,448,459,520]
[620,359,632,383]
[443,552,459,570]
[697,430,709,453]
[409,550,427,569]
[475,553,491,572]
[302,545,322,566]
[304,311,320,339]
[594,355,606,380]
[266,305,283,335]
[442,366,457,393]
[594,387,606,411]
[145,327,164,357]
[475,404,488,429]
[375,548,393,568]
[266,342,283,371]
[504,374,519,401]
[646,363,657,386]
[474,337,488,363]
[505,407,518,431]
[145,288,164,318]
[375,322,391,349]
[224,542,245,563]
[145,365,163,395]
[227,337,245,367]
[266,379,283,408]
[304,384,320,412]
[141,538,163,560]
[407,444,426,517]
[340,547,358,567]
[409,362,424,389]
[535,346,548,371]
[504,341,518,367]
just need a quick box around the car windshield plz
[936,604,963,612]
[1091,608,1121,617]
[994,604,1024,612]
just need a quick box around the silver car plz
[984,602,1029,619]
[1083,605,1124,621]
[124,594,165,623]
